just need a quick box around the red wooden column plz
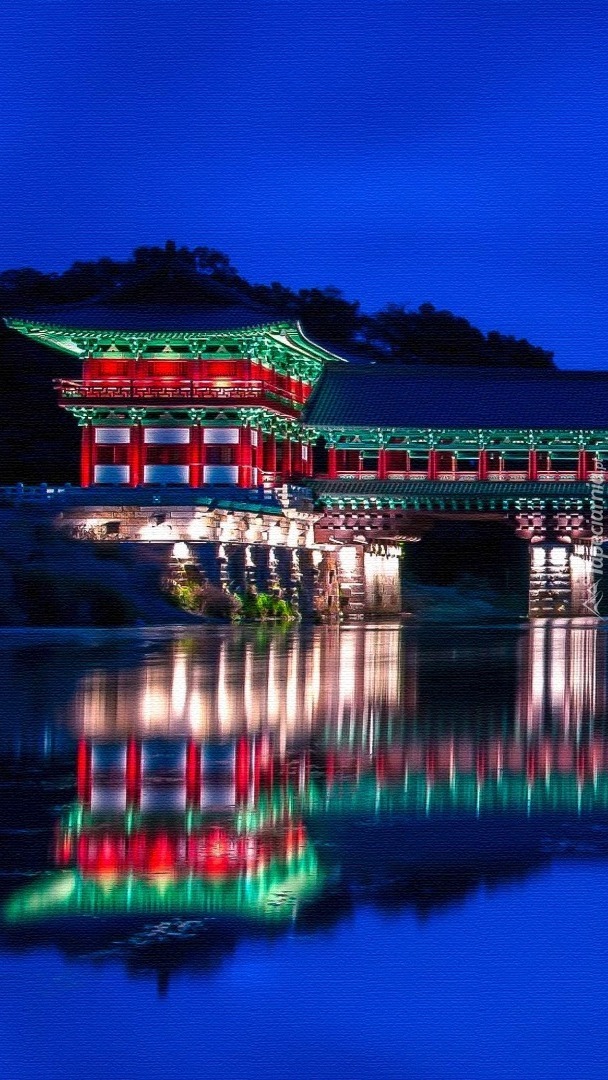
[282,438,293,481]
[252,429,262,485]
[477,449,488,480]
[129,424,144,487]
[292,441,303,477]
[239,426,252,488]
[377,447,388,480]
[264,433,277,480]
[427,448,438,480]
[327,445,338,479]
[189,424,203,487]
[528,449,538,481]
[577,448,589,481]
[80,424,94,488]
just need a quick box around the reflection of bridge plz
[5,623,608,927]
[73,730,608,821]
[7,715,608,925]
[72,624,605,738]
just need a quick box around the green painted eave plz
[307,426,608,449]
[5,318,344,383]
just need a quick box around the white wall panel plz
[144,428,190,444]
[144,465,189,484]
[94,465,130,484]
[203,428,239,445]
[203,465,239,485]
[95,427,130,444]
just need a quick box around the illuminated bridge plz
[6,311,608,618]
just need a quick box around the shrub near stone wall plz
[167,580,242,621]
[239,588,296,623]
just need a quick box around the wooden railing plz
[327,469,596,483]
[55,379,301,410]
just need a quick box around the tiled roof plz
[302,363,608,430]
[4,302,286,333]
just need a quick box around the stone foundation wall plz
[56,503,403,621]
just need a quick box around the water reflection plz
[63,622,604,738]
[3,622,608,975]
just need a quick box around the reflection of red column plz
[252,738,261,799]
[76,740,92,806]
[126,738,142,808]
[80,425,94,487]
[186,740,201,807]
[235,737,250,804]
[528,449,538,481]
[327,446,337,479]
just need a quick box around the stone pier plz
[528,542,598,618]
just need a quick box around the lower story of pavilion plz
[75,414,608,489]
[78,416,314,489]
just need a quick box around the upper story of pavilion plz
[6,306,338,488]
[6,308,608,489]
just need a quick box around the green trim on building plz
[307,426,608,450]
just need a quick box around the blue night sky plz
[2,1,607,368]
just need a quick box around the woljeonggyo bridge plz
[6,305,608,619]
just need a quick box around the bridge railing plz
[0,483,312,510]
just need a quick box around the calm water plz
[2,622,608,1079]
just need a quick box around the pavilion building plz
[7,307,608,492]
[6,308,334,489]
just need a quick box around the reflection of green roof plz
[305,775,608,816]
[245,776,608,820]
[4,849,321,924]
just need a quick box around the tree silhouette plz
[0,241,554,367]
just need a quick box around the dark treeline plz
[0,241,554,484]
[0,240,553,366]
